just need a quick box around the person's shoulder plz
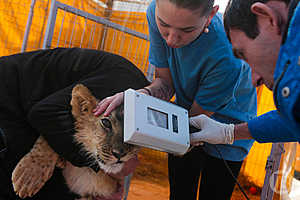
[146,1,160,34]
[146,0,156,19]
[210,12,225,32]
[146,0,155,12]
[203,12,233,53]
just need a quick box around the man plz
[189,0,300,145]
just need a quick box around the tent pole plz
[21,0,37,52]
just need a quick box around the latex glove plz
[189,114,235,145]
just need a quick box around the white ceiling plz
[215,0,230,13]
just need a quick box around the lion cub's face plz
[70,84,139,173]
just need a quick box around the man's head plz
[224,0,290,90]
[155,0,218,48]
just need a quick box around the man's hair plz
[157,0,215,16]
[224,0,291,40]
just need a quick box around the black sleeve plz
[27,64,149,171]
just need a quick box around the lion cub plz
[12,84,139,199]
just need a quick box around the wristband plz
[143,87,152,96]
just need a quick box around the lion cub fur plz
[11,84,139,199]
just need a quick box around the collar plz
[282,0,299,44]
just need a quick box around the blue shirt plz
[147,1,257,161]
[249,1,300,142]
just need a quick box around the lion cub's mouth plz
[96,154,126,165]
[116,160,123,164]
[96,156,125,174]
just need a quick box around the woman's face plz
[155,0,211,48]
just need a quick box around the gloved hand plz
[189,114,235,145]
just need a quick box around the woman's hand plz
[93,88,151,117]
[93,92,125,117]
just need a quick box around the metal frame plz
[42,0,149,49]
[261,143,285,200]
[42,0,154,81]
[21,0,37,52]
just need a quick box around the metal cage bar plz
[43,0,148,49]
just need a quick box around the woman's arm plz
[144,67,175,101]
[189,101,214,117]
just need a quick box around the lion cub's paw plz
[12,136,60,198]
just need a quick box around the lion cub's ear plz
[70,84,97,118]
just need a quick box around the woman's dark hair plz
[224,0,291,40]
[157,0,215,16]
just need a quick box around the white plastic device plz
[124,88,190,155]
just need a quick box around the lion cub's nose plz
[112,149,126,160]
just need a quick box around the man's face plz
[229,28,282,90]
[155,0,210,48]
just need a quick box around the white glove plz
[189,114,235,145]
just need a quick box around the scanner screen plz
[147,107,168,129]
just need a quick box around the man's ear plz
[251,2,281,34]
[70,84,97,118]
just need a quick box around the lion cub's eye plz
[100,118,112,129]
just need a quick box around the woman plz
[94,0,257,199]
